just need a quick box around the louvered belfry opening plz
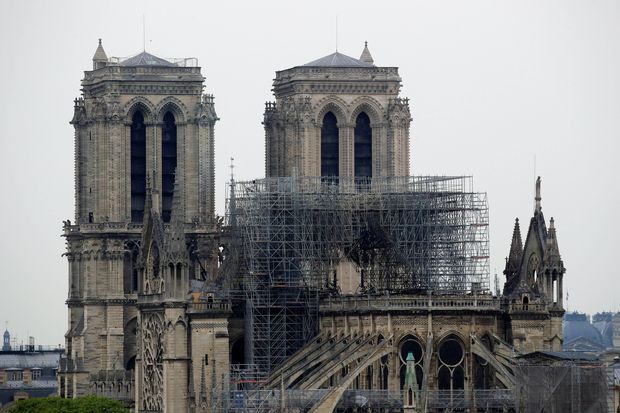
[130,111,147,222]
[354,112,372,178]
[320,111,339,178]
[161,111,177,222]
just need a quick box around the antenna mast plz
[335,16,338,52]
[143,14,146,52]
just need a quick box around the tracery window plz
[354,112,372,178]
[437,336,465,395]
[161,111,177,223]
[474,335,492,389]
[321,112,339,178]
[141,312,164,411]
[131,112,147,222]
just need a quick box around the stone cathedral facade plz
[59,41,567,412]
[58,41,226,410]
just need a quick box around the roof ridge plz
[303,51,375,68]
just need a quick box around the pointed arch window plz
[354,112,372,178]
[321,112,339,178]
[437,336,465,395]
[162,112,177,222]
[130,112,147,222]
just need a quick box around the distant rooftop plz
[91,41,199,69]
[303,51,375,68]
[111,51,198,68]
[0,351,62,369]
[119,51,177,67]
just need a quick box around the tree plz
[8,396,129,413]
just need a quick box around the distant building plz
[563,311,620,352]
[0,345,62,406]
[2,330,9,352]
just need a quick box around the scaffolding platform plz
[226,176,490,373]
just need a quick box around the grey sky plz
[1,0,618,346]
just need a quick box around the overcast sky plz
[1,0,618,346]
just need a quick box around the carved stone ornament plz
[144,241,164,294]
[141,312,165,411]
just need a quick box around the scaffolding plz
[515,361,611,413]
[226,176,489,374]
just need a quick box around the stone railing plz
[319,294,501,313]
[188,300,232,314]
[508,302,548,313]
[89,370,134,402]
[63,221,217,236]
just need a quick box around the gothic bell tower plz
[59,40,219,399]
[264,43,412,179]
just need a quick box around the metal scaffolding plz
[515,361,611,413]
[226,176,489,374]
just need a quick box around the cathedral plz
[58,40,566,412]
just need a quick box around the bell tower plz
[264,43,412,179]
[59,40,219,398]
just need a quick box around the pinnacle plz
[508,217,523,263]
[93,38,107,61]
[359,41,374,65]
[166,170,189,263]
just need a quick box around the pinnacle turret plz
[503,217,523,296]
[535,176,542,213]
[508,218,523,263]
[165,171,189,264]
[359,41,374,65]
[92,38,108,70]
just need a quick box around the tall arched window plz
[130,112,147,222]
[161,112,177,222]
[354,112,372,178]
[321,112,339,178]
[437,336,465,393]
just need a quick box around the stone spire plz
[359,41,374,65]
[165,171,189,264]
[2,326,10,352]
[142,174,153,225]
[92,38,108,70]
[545,217,561,258]
[403,352,419,411]
[503,218,523,296]
[508,218,523,264]
[535,176,542,213]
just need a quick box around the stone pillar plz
[108,119,123,221]
[340,124,354,179]
[163,307,189,413]
[190,314,230,409]
[106,304,124,370]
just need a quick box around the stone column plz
[163,307,189,412]
[123,123,132,222]
[108,119,123,221]
[339,123,354,179]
